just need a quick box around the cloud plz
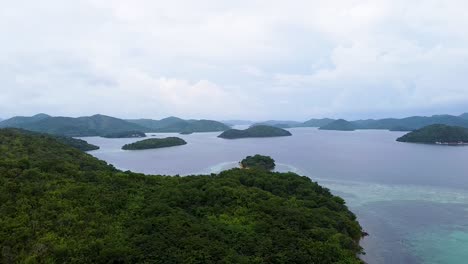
[1,0,468,119]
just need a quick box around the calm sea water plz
[81,127,468,264]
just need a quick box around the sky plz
[1,0,468,121]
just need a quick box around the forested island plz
[127,117,231,133]
[122,137,187,150]
[319,119,357,131]
[240,155,276,171]
[396,124,468,144]
[218,125,292,139]
[102,130,146,138]
[0,128,363,263]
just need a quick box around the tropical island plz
[0,128,363,263]
[127,117,231,133]
[122,137,187,150]
[396,124,468,145]
[319,119,357,131]
[240,155,276,171]
[102,130,146,138]
[218,125,292,139]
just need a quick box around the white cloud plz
[1,0,468,119]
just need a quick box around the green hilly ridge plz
[0,114,146,137]
[218,125,292,139]
[319,119,357,131]
[0,128,363,263]
[397,124,468,144]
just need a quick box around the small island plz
[319,119,357,131]
[396,124,468,145]
[102,130,146,138]
[122,137,187,150]
[240,155,275,171]
[218,125,292,139]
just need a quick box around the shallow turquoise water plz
[82,128,468,263]
[409,228,468,264]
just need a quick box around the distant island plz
[240,155,275,171]
[0,114,147,137]
[102,130,146,138]
[122,137,187,150]
[319,119,357,131]
[396,124,468,145]
[218,125,292,139]
[3,112,468,137]
[127,117,230,133]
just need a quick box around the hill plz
[126,116,186,131]
[122,137,187,150]
[0,114,147,137]
[102,130,146,138]
[0,128,363,263]
[396,124,468,144]
[8,128,99,151]
[319,119,357,131]
[301,118,336,127]
[127,117,230,133]
[0,113,51,128]
[218,125,292,139]
[354,115,468,130]
[460,113,468,120]
[253,120,302,128]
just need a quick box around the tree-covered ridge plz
[0,129,363,263]
[102,130,146,138]
[2,128,99,151]
[240,155,276,171]
[319,119,357,131]
[126,117,231,133]
[218,125,292,139]
[122,137,187,150]
[396,124,468,144]
[0,114,147,137]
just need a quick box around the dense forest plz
[240,155,276,171]
[396,124,468,144]
[122,137,187,150]
[0,128,363,263]
[218,125,292,139]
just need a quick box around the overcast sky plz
[1,0,468,120]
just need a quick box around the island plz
[102,130,146,138]
[122,137,187,150]
[0,128,364,263]
[218,125,292,139]
[319,119,357,131]
[396,124,468,145]
[240,155,275,171]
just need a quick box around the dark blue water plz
[81,128,468,264]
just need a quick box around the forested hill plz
[127,117,230,133]
[0,114,147,137]
[0,128,363,263]
[397,124,468,144]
